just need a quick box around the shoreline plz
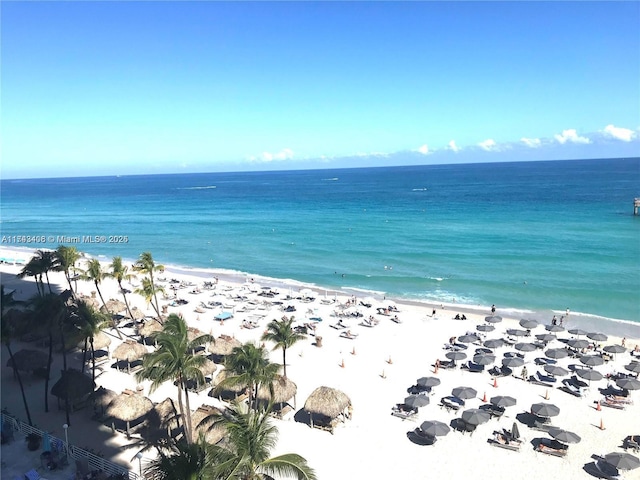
[3,246,640,339]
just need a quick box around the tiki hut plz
[209,370,247,401]
[112,340,148,373]
[6,349,49,374]
[93,386,117,415]
[106,390,154,438]
[78,295,101,309]
[256,375,297,411]
[50,368,95,410]
[103,299,127,313]
[139,320,163,344]
[77,331,112,352]
[182,358,217,393]
[129,307,145,320]
[190,405,226,445]
[140,397,181,442]
[303,386,352,432]
[209,335,241,359]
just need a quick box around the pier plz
[635,198,640,216]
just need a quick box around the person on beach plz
[552,315,557,325]
[491,304,496,314]
[622,337,626,347]
[432,309,436,317]
[566,308,570,317]
[521,366,528,381]
[559,316,564,326]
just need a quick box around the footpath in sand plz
[1,249,640,480]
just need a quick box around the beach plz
[1,246,640,480]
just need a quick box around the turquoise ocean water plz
[1,158,639,323]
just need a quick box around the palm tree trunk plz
[118,282,136,326]
[81,338,88,374]
[90,337,96,388]
[149,272,162,321]
[65,271,76,297]
[6,343,33,425]
[174,377,189,444]
[45,271,53,293]
[282,348,287,378]
[182,380,194,444]
[44,332,53,412]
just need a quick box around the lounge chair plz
[601,398,626,410]
[490,431,523,451]
[561,379,587,397]
[391,404,418,421]
[440,395,465,412]
[412,428,437,445]
[24,469,40,480]
[531,416,553,432]
[623,435,640,453]
[536,438,567,457]
[595,459,624,480]
[339,331,358,339]
[330,322,348,330]
[461,361,485,373]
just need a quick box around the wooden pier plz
[635,198,640,216]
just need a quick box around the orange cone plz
[340,359,345,368]
[351,347,356,355]
[493,378,498,388]
[482,392,487,403]
[599,418,605,430]
[381,369,386,379]
[387,356,393,364]
[596,401,602,411]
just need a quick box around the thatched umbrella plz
[199,358,218,377]
[190,405,226,445]
[141,397,181,442]
[79,295,101,309]
[129,307,145,320]
[210,370,246,400]
[112,340,148,373]
[93,386,117,414]
[77,331,112,351]
[6,349,49,373]
[303,386,352,429]
[103,299,127,313]
[256,375,297,405]
[139,320,163,339]
[50,369,95,408]
[106,391,154,438]
[209,335,241,356]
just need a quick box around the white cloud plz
[251,148,294,162]
[416,144,430,155]
[447,140,460,152]
[554,129,591,145]
[478,139,497,151]
[603,124,636,142]
[521,137,541,148]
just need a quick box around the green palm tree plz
[145,435,216,480]
[133,252,164,320]
[261,316,306,378]
[17,257,46,296]
[135,277,166,319]
[80,258,123,339]
[218,344,280,411]
[74,300,110,385]
[136,314,213,444]
[203,402,316,480]
[1,298,33,425]
[109,256,137,323]
[35,249,58,294]
[55,245,81,296]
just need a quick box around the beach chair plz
[595,459,624,480]
[490,431,523,451]
[24,469,40,480]
[623,435,640,453]
[391,405,418,421]
[601,398,626,410]
[461,361,484,373]
[536,438,567,457]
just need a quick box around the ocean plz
[1,157,639,324]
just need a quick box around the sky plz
[1,1,639,179]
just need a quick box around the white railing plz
[1,412,140,479]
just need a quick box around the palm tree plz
[202,402,316,480]
[1,294,33,425]
[81,258,123,339]
[136,314,213,444]
[135,277,166,319]
[133,252,164,320]
[145,435,216,480]
[261,316,306,378]
[218,343,280,411]
[55,245,81,296]
[17,257,46,296]
[109,256,137,323]
[74,300,110,385]
[34,249,59,294]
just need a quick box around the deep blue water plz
[2,157,639,322]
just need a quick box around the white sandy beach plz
[1,246,640,480]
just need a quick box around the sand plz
[1,247,639,480]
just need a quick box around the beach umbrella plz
[515,342,537,352]
[190,405,226,445]
[304,386,352,424]
[536,333,557,342]
[404,395,430,409]
[545,324,564,333]
[209,335,241,356]
[112,340,148,373]
[458,334,479,344]
[104,299,126,313]
[576,368,603,383]
[256,375,298,404]
[128,307,145,320]
[475,348,493,355]
[139,320,163,338]
[603,452,640,470]
[50,368,95,404]
[587,332,608,342]
[506,328,528,337]
[461,408,491,426]
[531,402,560,418]
[568,328,588,336]
[548,427,581,445]
[446,351,467,362]
[502,357,524,368]
[545,348,570,359]
[93,386,117,413]
[6,349,49,372]
[485,316,502,323]
[106,391,154,438]
[452,386,477,400]
[580,355,604,368]
[472,353,496,365]
[419,420,450,437]
[484,339,504,349]
[616,377,640,391]
[624,362,640,374]
[417,377,441,388]
[567,339,589,350]
[544,365,569,377]
[604,345,627,355]
[198,358,218,377]
[490,396,517,408]
[476,324,495,333]
[512,422,521,440]
[519,319,539,329]
[210,370,247,398]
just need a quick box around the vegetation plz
[74,300,110,386]
[261,316,305,378]
[133,252,164,321]
[109,256,137,323]
[55,245,81,296]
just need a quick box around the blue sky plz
[2,1,639,179]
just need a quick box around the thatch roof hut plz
[77,331,112,351]
[256,375,297,404]
[303,386,352,431]
[199,358,218,377]
[93,386,117,414]
[129,307,145,320]
[191,405,226,445]
[50,368,95,408]
[106,390,154,438]
[78,295,101,309]
[209,370,246,400]
[209,335,241,357]
[103,299,127,313]
[112,340,148,372]
[139,320,163,339]
[140,397,181,442]
[6,349,49,373]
